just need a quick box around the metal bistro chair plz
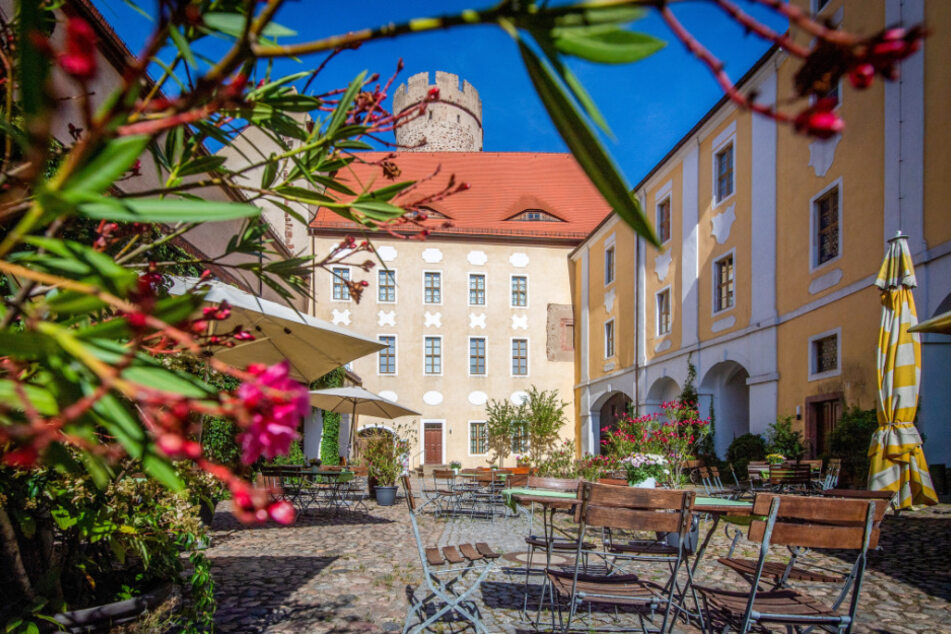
[401,476,500,634]
[746,461,771,492]
[696,493,886,634]
[424,469,465,517]
[540,483,696,633]
[698,467,740,499]
[820,458,843,491]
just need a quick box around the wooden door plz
[809,397,841,457]
[424,423,442,464]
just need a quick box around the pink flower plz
[237,361,308,464]
[58,18,97,80]
[268,500,296,525]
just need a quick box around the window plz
[814,187,840,267]
[469,421,488,455]
[469,274,486,305]
[469,337,486,375]
[714,254,735,313]
[714,143,734,203]
[512,338,528,376]
[813,334,839,375]
[813,0,831,12]
[604,320,615,358]
[511,421,529,453]
[378,270,396,303]
[656,289,671,336]
[507,209,564,222]
[424,336,442,374]
[378,336,396,374]
[423,271,441,304]
[657,197,671,244]
[511,275,528,307]
[332,267,350,300]
[604,246,615,285]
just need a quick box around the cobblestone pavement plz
[207,485,951,633]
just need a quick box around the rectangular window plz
[815,187,840,266]
[512,338,528,376]
[378,270,396,303]
[469,422,488,455]
[604,320,615,358]
[469,273,486,305]
[469,337,486,375]
[714,254,735,312]
[378,336,396,374]
[332,267,350,300]
[511,276,528,307]
[657,197,671,244]
[814,0,830,11]
[511,421,529,454]
[604,246,615,285]
[424,271,441,304]
[656,289,671,336]
[715,143,734,203]
[424,336,442,374]
[813,334,838,374]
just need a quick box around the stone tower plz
[393,71,483,152]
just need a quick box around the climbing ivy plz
[313,368,346,466]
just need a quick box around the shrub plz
[320,411,341,466]
[827,407,878,486]
[535,439,576,478]
[766,416,805,459]
[202,418,241,469]
[727,433,767,479]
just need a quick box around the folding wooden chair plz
[400,476,500,634]
[540,482,696,633]
[697,493,886,634]
[821,458,843,490]
[421,469,465,517]
[769,464,813,492]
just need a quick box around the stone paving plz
[206,484,951,633]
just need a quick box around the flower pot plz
[375,485,398,506]
[631,477,656,489]
[53,582,173,632]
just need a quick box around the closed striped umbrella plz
[867,234,937,508]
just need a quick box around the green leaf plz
[121,366,212,398]
[0,380,60,415]
[553,6,646,28]
[17,0,48,117]
[325,72,366,139]
[260,155,278,189]
[177,155,227,177]
[364,180,415,202]
[552,26,665,64]
[168,26,197,68]
[310,174,356,196]
[143,451,184,491]
[203,12,297,38]
[274,185,334,206]
[0,333,60,361]
[63,135,150,197]
[22,237,137,293]
[351,199,405,221]
[517,39,659,246]
[78,197,260,222]
[247,71,312,99]
[91,393,147,458]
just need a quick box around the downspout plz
[633,230,639,416]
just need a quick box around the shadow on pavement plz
[211,507,394,531]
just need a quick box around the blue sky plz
[93,1,787,186]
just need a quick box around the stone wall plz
[393,71,483,152]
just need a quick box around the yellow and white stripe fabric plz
[867,235,937,508]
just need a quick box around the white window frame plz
[808,327,842,381]
[377,269,397,304]
[655,286,672,337]
[422,269,442,305]
[468,272,487,307]
[468,335,488,377]
[510,336,530,377]
[420,419,446,465]
[711,249,737,316]
[377,334,397,376]
[510,274,529,309]
[423,335,443,376]
[468,420,488,457]
[330,266,352,302]
[604,233,616,287]
[809,177,844,273]
[711,126,737,207]
[603,319,616,359]
[656,194,673,246]
[809,77,842,110]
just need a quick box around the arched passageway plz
[594,392,632,454]
[700,361,751,458]
[645,377,682,418]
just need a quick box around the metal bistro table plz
[302,469,355,514]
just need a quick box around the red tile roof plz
[309,152,612,243]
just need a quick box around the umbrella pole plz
[348,401,357,464]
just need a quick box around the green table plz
[501,486,577,512]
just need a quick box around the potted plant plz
[766,453,786,466]
[364,434,402,506]
[449,461,462,473]
[621,454,668,488]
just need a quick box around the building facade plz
[571,0,951,466]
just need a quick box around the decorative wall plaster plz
[424,311,442,328]
[378,390,398,402]
[423,391,443,406]
[654,339,672,353]
[604,288,616,313]
[377,310,396,327]
[421,247,443,263]
[510,391,528,405]
[711,204,736,244]
[512,314,528,330]
[808,135,841,177]
[469,313,486,329]
[711,315,736,333]
[509,252,529,268]
[603,361,616,372]
[808,268,843,295]
[467,250,487,266]
[377,245,397,262]
[468,391,488,406]
[331,309,351,326]
[654,252,672,282]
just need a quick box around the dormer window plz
[407,206,450,221]
[507,209,564,222]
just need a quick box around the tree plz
[523,386,568,466]
[485,397,524,468]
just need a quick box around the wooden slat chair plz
[697,493,886,634]
[769,464,814,492]
[698,467,737,498]
[400,476,500,634]
[595,478,683,561]
[539,483,696,633]
[746,461,771,491]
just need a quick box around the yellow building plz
[571,0,951,465]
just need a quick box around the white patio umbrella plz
[167,276,385,383]
[308,386,420,454]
